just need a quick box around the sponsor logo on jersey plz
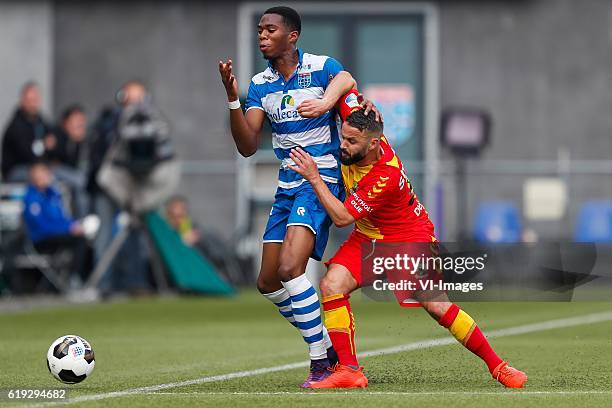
[270,94,299,122]
[350,193,373,214]
[368,176,389,199]
[280,94,295,110]
[345,93,360,109]
[297,206,306,216]
[270,108,300,122]
[414,202,424,216]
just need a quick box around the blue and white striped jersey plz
[245,49,343,190]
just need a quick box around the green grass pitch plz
[0,291,611,407]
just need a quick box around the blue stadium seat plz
[574,201,612,243]
[473,201,522,243]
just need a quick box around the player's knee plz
[255,278,269,294]
[256,274,281,294]
[319,271,351,297]
[277,258,302,282]
[318,277,335,297]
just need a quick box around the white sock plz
[262,287,332,354]
[262,287,298,328]
[282,274,327,360]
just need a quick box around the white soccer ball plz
[46,335,95,384]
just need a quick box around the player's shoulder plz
[302,52,340,72]
[372,159,402,183]
[379,136,403,171]
[250,67,279,86]
[361,157,401,190]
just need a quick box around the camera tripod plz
[77,210,169,299]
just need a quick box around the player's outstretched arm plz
[297,71,356,118]
[219,59,265,157]
[288,147,355,228]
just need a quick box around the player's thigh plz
[256,242,283,293]
[277,225,315,280]
[325,231,368,286]
[320,264,359,297]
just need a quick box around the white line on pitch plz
[29,310,612,407]
[151,390,612,396]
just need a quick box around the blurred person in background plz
[1,82,56,181]
[165,196,243,286]
[46,105,89,217]
[22,161,87,287]
[87,80,148,199]
[48,105,87,169]
[87,80,148,293]
[165,195,201,247]
[94,99,180,298]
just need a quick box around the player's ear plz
[368,136,380,152]
[288,30,299,44]
[368,137,377,153]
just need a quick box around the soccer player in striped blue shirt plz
[219,6,361,387]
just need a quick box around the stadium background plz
[3,0,612,252]
[0,1,611,406]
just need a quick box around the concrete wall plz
[440,0,612,161]
[0,0,54,132]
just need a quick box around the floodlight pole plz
[455,157,468,241]
[440,108,491,242]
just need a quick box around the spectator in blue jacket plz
[23,160,86,284]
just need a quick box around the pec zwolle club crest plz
[298,72,311,88]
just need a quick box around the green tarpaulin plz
[146,212,235,296]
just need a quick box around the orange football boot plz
[492,361,527,388]
[310,365,368,389]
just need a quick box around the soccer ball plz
[46,335,95,384]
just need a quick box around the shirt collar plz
[267,48,303,75]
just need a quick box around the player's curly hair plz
[264,6,301,34]
[346,109,384,135]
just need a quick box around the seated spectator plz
[2,82,55,181]
[165,196,243,285]
[47,105,89,217]
[48,105,87,169]
[22,161,87,285]
[165,195,201,247]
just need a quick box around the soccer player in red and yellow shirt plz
[288,90,527,389]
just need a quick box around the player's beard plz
[340,148,367,165]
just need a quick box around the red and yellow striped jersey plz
[342,135,435,241]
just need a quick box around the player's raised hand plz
[288,147,320,182]
[357,93,383,123]
[297,97,333,118]
[218,59,239,101]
